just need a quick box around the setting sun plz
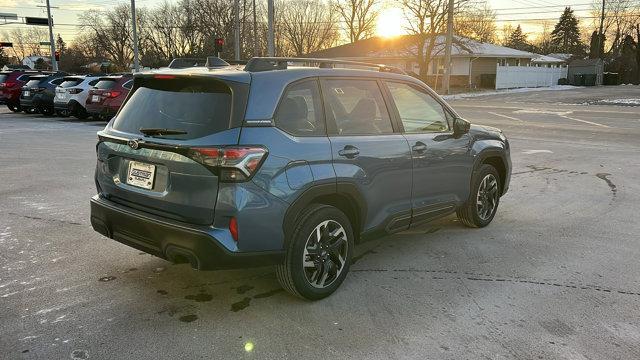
[376,7,406,38]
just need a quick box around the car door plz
[321,78,413,235]
[383,81,473,227]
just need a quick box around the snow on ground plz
[591,99,640,106]
[441,85,582,100]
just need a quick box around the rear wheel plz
[24,107,37,114]
[56,110,70,117]
[7,104,21,112]
[276,204,353,300]
[75,106,89,120]
[40,107,54,116]
[457,164,501,228]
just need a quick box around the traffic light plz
[0,42,13,48]
[214,38,224,53]
[54,50,60,61]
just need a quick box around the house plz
[305,35,566,89]
[22,55,50,69]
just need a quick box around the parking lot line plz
[488,112,524,123]
[559,115,610,128]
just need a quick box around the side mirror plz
[453,117,470,136]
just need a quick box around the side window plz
[51,78,64,86]
[323,79,393,135]
[386,82,449,133]
[88,79,100,86]
[274,80,324,136]
[122,80,133,89]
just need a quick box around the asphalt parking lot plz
[1,86,639,359]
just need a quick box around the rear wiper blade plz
[139,128,187,136]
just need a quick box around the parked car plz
[54,75,101,118]
[0,70,41,112]
[20,72,67,116]
[85,74,133,120]
[90,58,511,300]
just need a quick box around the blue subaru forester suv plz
[90,58,511,300]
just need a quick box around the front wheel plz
[457,164,501,228]
[276,204,354,300]
[40,107,54,116]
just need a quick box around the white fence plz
[495,65,568,89]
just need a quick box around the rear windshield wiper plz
[139,128,188,136]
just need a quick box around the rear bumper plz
[54,102,69,111]
[90,195,284,270]
[20,98,34,108]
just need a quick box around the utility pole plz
[597,0,605,59]
[45,0,57,71]
[253,0,258,56]
[442,0,454,95]
[131,0,140,72]
[234,0,240,61]
[267,0,274,56]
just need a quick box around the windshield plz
[112,77,232,140]
[94,80,116,89]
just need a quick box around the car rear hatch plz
[55,76,84,103]
[88,77,119,105]
[96,73,250,225]
[21,76,47,99]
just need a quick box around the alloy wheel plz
[302,220,348,289]
[476,174,499,221]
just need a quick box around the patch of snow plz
[595,98,640,106]
[523,150,553,154]
[442,85,581,100]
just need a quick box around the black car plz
[19,72,67,115]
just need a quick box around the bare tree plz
[590,0,640,56]
[401,0,469,77]
[2,28,48,60]
[280,0,341,56]
[335,0,379,43]
[454,2,496,43]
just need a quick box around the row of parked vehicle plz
[0,70,132,120]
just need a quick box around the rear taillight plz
[0,81,16,88]
[189,146,267,182]
[104,91,121,98]
[68,88,83,94]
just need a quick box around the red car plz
[0,70,41,112]
[85,74,133,120]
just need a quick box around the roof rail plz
[244,57,406,75]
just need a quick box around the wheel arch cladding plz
[283,183,365,244]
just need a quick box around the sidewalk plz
[441,85,582,100]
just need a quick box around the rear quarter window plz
[25,79,42,87]
[59,79,82,88]
[112,77,233,140]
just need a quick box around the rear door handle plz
[338,145,360,159]
[412,141,428,153]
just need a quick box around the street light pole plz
[131,0,140,72]
[597,0,605,59]
[45,0,57,71]
[234,0,240,61]
[267,0,274,56]
[442,0,454,95]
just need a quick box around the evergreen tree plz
[506,25,530,51]
[550,7,584,54]
[619,35,638,84]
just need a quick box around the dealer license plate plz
[127,161,156,190]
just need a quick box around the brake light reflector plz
[68,88,83,94]
[104,91,121,98]
[189,146,267,182]
[0,81,16,88]
[229,217,238,242]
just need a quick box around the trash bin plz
[584,74,597,86]
[603,72,619,86]
[573,74,585,86]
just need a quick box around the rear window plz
[112,77,232,140]
[94,80,116,89]
[59,79,82,88]
[25,79,43,87]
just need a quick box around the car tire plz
[56,110,70,117]
[276,204,354,300]
[24,107,37,114]
[75,106,89,120]
[7,104,21,112]
[40,107,54,116]
[457,164,501,228]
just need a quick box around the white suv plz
[54,76,101,119]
